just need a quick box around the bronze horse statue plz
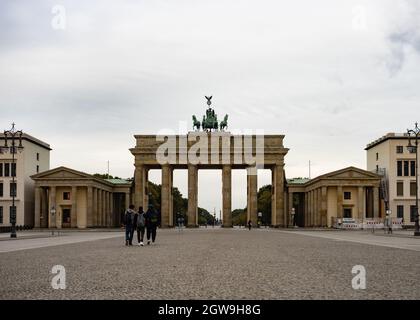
[220,114,228,131]
[192,115,201,131]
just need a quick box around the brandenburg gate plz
[130,97,289,228]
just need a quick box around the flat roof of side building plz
[0,132,51,151]
[365,132,409,150]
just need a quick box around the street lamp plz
[50,206,56,235]
[0,123,24,238]
[407,122,420,236]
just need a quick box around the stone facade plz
[287,167,381,227]
[130,132,289,227]
[366,133,419,224]
[31,167,131,228]
[0,133,50,227]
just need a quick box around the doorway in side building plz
[62,208,71,228]
[343,208,352,218]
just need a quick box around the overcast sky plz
[1,0,419,215]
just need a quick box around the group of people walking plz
[124,204,160,246]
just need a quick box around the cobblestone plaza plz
[0,228,419,300]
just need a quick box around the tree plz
[93,173,123,180]
[257,185,272,225]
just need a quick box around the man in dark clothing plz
[145,204,159,245]
[124,204,136,246]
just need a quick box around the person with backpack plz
[124,204,136,246]
[134,206,146,246]
[145,204,159,245]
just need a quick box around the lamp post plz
[1,123,24,238]
[407,122,420,236]
[50,206,56,235]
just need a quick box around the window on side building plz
[10,182,17,197]
[410,206,416,222]
[396,146,403,153]
[397,181,404,196]
[404,161,409,176]
[410,181,416,197]
[397,161,402,176]
[397,205,404,219]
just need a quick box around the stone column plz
[373,186,379,218]
[93,188,98,226]
[187,165,198,227]
[41,188,48,228]
[98,189,103,227]
[135,165,146,209]
[311,190,315,226]
[143,168,149,212]
[125,192,130,212]
[87,186,93,227]
[49,186,56,228]
[104,191,109,227]
[34,187,41,228]
[288,192,293,227]
[168,168,173,227]
[306,191,311,227]
[109,192,113,227]
[247,167,258,226]
[315,188,320,227]
[321,186,327,227]
[222,165,232,227]
[358,186,364,219]
[161,165,171,228]
[71,186,78,228]
[304,192,309,227]
[337,185,343,219]
[271,168,277,226]
[275,165,285,227]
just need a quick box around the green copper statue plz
[192,96,228,132]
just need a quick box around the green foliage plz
[147,181,213,225]
[257,185,272,225]
[93,173,122,180]
[232,209,246,225]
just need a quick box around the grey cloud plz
[386,0,420,76]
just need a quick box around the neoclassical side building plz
[31,167,131,228]
[287,167,382,227]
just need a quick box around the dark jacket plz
[124,209,136,227]
[145,208,159,227]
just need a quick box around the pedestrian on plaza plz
[134,206,146,246]
[145,204,159,245]
[124,204,136,246]
[248,220,252,231]
[386,213,393,235]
